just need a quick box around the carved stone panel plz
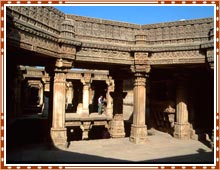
[76,48,132,64]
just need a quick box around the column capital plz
[134,74,146,87]
[105,76,114,86]
[81,73,91,86]
[66,81,73,89]
[131,64,151,75]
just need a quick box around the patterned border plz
[0,1,219,169]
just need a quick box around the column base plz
[129,124,148,144]
[174,122,190,140]
[110,114,125,138]
[51,128,67,147]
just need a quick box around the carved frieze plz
[66,14,138,42]
[148,58,206,65]
[76,47,132,64]
[150,50,205,59]
[9,6,64,32]
[7,6,213,68]
[142,18,213,45]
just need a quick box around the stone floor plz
[6,129,214,164]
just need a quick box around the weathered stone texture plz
[6,6,214,147]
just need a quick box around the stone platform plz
[6,129,214,164]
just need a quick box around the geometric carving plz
[134,52,148,65]
[77,47,132,64]
[151,50,205,59]
[7,6,213,68]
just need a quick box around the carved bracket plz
[81,73,92,86]
[55,58,73,70]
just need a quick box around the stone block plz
[51,127,67,147]
[174,123,190,140]
[129,124,148,144]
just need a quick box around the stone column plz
[174,76,190,139]
[49,58,73,147]
[39,83,44,106]
[129,49,150,144]
[109,77,125,138]
[129,72,148,144]
[81,73,91,116]
[66,82,73,105]
[14,69,23,116]
[105,77,114,118]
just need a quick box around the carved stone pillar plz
[81,73,91,116]
[66,82,73,105]
[129,50,150,144]
[49,58,73,147]
[105,77,114,118]
[174,76,190,139]
[130,72,148,144]
[14,68,23,116]
[39,83,44,106]
[109,77,125,138]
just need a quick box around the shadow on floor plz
[6,143,214,164]
[140,151,214,164]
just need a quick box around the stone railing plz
[7,6,65,35]
[141,18,213,45]
[66,14,141,45]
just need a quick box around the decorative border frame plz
[0,1,219,169]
